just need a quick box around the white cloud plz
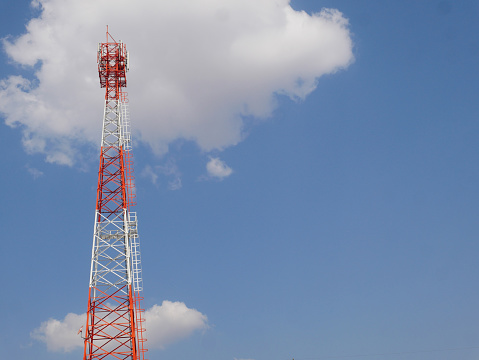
[32,301,208,352]
[142,164,159,185]
[26,164,44,179]
[159,161,183,190]
[0,0,353,165]
[31,312,85,352]
[141,160,183,190]
[145,300,208,349]
[168,176,183,191]
[206,157,233,179]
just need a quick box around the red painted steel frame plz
[84,29,147,360]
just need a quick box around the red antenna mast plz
[83,28,147,360]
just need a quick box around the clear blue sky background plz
[1,1,479,359]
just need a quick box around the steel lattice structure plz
[83,29,147,360]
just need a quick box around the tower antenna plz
[83,29,147,360]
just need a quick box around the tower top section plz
[97,27,129,100]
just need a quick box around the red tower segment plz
[83,29,147,360]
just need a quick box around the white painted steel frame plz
[88,99,144,297]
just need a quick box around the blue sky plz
[1,0,479,359]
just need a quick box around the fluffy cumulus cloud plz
[144,300,209,349]
[32,301,208,352]
[0,0,354,165]
[207,157,233,179]
[31,312,85,352]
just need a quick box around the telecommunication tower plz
[83,29,147,360]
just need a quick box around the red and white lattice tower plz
[83,29,147,360]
